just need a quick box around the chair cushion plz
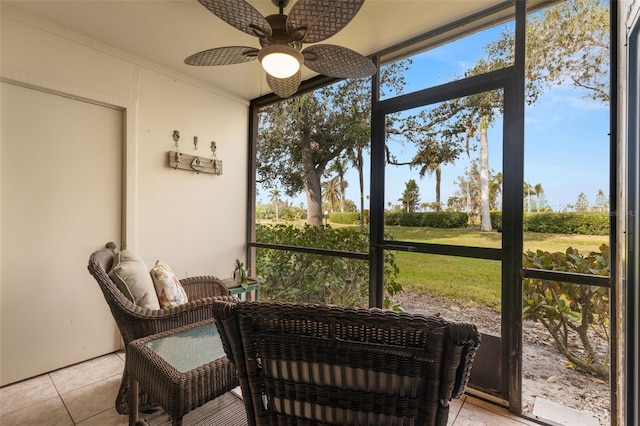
[109,250,161,310]
[150,260,189,309]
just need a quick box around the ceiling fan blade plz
[184,46,259,66]
[287,0,365,43]
[266,71,302,98]
[303,44,376,78]
[197,0,272,39]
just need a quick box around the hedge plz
[489,211,609,235]
[329,210,369,224]
[385,212,469,228]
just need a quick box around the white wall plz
[135,68,250,278]
[1,5,250,380]
[1,6,249,307]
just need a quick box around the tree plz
[478,115,492,231]
[257,62,409,227]
[575,192,590,212]
[399,179,421,213]
[595,189,607,212]
[523,182,534,212]
[452,160,482,222]
[326,158,349,213]
[435,0,609,229]
[321,176,341,213]
[413,59,506,232]
[447,195,466,212]
[523,181,544,212]
[268,189,281,222]
[534,183,545,212]
[386,107,466,213]
[489,172,503,210]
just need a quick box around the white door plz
[1,82,122,386]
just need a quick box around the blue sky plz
[258,16,610,213]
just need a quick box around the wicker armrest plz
[180,275,228,299]
[212,300,242,365]
[440,322,481,400]
[119,295,238,344]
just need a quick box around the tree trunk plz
[357,149,365,232]
[303,145,324,226]
[479,115,492,231]
[435,165,442,212]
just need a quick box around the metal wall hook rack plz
[168,130,222,175]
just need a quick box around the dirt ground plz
[394,291,611,426]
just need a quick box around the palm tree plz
[534,183,544,212]
[523,182,535,212]
[268,189,281,221]
[523,182,543,212]
[327,158,349,212]
[351,147,366,231]
[322,177,341,212]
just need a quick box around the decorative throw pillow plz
[150,260,189,309]
[109,250,161,310]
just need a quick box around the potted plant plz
[232,259,248,288]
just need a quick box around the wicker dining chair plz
[87,242,239,415]
[213,301,481,426]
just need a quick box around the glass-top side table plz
[222,277,260,301]
[127,319,240,426]
[144,321,226,372]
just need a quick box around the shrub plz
[385,212,400,226]
[385,212,468,228]
[422,212,468,228]
[329,212,361,224]
[523,244,610,379]
[486,212,609,235]
[524,212,609,235]
[255,224,401,309]
[490,211,502,229]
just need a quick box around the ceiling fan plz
[184,0,377,98]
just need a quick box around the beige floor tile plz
[76,407,128,426]
[0,374,58,415]
[455,400,536,426]
[447,395,466,426]
[0,396,73,426]
[61,375,121,423]
[464,396,538,425]
[49,353,124,394]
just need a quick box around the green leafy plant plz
[233,259,248,288]
[256,224,401,309]
[523,244,610,379]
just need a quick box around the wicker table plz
[127,319,241,426]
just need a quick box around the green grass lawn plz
[385,226,607,253]
[258,221,608,308]
[383,226,608,308]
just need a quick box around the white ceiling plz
[2,0,504,100]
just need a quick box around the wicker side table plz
[127,319,241,426]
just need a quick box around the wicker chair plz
[87,243,238,415]
[213,301,481,426]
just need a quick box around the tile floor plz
[0,352,539,426]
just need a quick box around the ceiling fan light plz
[258,45,303,79]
